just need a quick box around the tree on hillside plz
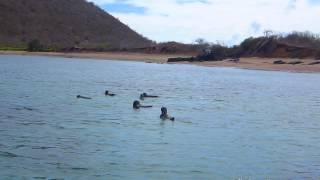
[264,30,274,37]
[195,38,206,45]
[195,38,211,51]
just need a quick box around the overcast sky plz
[88,0,320,45]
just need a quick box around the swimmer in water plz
[133,100,153,109]
[139,93,159,100]
[105,90,116,96]
[76,95,92,99]
[160,107,175,121]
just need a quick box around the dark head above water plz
[161,107,168,114]
[133,100,153,109]
[139,93,145,100]
[160,107,175,121]
[133,100,141,109]
[105,90,116,96]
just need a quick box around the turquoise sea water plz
[0,55,319,179]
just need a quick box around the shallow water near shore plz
[0,55,320,179]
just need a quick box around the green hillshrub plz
[0,46,26,51]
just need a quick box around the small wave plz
[110,122,121,125]
[6,115,15,119]
[82,120,102,124]
[106,118,122,121]
[214,99,225,102]
[32,146,56,150]
[19,122,46,126]
[12,106,38,112]
[150,142,169,145]
[192,107,203,111]
[97,173,123,178]
[33,177,47,179]
[23,107,34,111]
[294,170,311,174]
[179,120,193,124]
[0,144,6,148]
[15,145,26,149]
[71,167,89,171]
[288,143,304,147]
[190,170,203,173]
[144,169,182,174]
[18,95,30,98]
[55,125,65,129]
[109,162,119,166]
[0,151,19,158]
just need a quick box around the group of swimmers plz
[134,93,175,121]
[77,91,175,121]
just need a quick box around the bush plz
[278,31,320,49]
[315,50,320,60]
[196,44,230,61]
[27,39,42,52]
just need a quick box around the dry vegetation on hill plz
[189,32,320,61]
[0,0,152,51]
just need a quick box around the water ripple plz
[0,151,19,158]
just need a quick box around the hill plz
[168,32,320,62]
[236,32,320,59]
[126,41,204,55]
[0,0,152,51]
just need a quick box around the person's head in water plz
[139,94,144,100]
[133,100,141,109]
[161,107,167,115]
[160,107,174,121]
[133,100,153,109]
[105,90,115,96]
[77,95,81,98]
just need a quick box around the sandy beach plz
[1,51,320,73]
[182,57,320,73]
[0,51,177,63]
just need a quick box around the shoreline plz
[174,57,320,74]
[1,51,320,73]
[0,50,176,64]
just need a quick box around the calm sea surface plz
[0,55,319,179]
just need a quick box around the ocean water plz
[0,55,319,179]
